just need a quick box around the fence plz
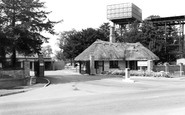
[153,63,185,76]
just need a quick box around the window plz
[110,61,118,68]
[95,61,104,69]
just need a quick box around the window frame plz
[109,61,119,68]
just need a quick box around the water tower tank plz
[107,3,142,24]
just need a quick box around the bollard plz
[123,68,134,83]
[125,68,130,79]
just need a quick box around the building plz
[75,39,159,74]
[3,54,54,71]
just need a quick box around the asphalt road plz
[1,69,185,115]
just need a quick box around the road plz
[1,69,185,115]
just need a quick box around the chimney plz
[110,26,115,43]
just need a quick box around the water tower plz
[107,3,142,42]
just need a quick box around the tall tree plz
[118,15,179,62]
[0,0,59,67]
[117,21,141,43]
[98,22,110,41]
[58,24,110,61]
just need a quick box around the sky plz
[41,0,185,52]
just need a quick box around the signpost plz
[38,54,44,77]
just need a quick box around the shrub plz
[107,69,171,78]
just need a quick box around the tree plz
[98,22,110,41]
[117,21,142,43]
[0,0,60,67]
[58,29,78,60]
[117,15,179,63]
[0,28,11,66]
[55,51,65,61]
[58,23,110,61]
[41,45,53,57]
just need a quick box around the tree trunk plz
[0,46,6,67]
[11,47,16,67]
[11,0,16,68]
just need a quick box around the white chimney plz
[110,26,115,43]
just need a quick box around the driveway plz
[1,69,185,115]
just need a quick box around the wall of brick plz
[104,61,109,71]
[118,60,126,70]
[0,77,30,89]
[0,61,31,88]
[0,70,24,79]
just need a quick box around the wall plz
[0,70,24,79]
[118,60,125,70]
[0,77,30,89]
[0,61,31,88]
[104,61,109,71]
[103,60,125,73]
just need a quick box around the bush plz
[107,69,125,75]
[107,69,171,78]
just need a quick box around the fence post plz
[179,63,183,76]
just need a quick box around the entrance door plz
[95,61,104,74]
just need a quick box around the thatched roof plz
[124,42,159,60]
[75,39,159,61]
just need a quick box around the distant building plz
[3,54,54,71]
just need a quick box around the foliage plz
[140,18,179,62]
[0,0,60,66]
[117,21,142,43]
[55,51,65,61]
[117,15,179,63]
[41,45,53,57]
[58,23,110,60]
[58,15,180,63]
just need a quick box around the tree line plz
[57,16,180,63]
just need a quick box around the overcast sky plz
[41,0,185,52]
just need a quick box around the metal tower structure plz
[147,15,185,58]
[107,3,142,40]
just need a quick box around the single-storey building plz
[2,54,54,71]
[75,39,159,74]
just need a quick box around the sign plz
[177,58,185,65]
[138,61,147,66]
[40,63,44,66]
